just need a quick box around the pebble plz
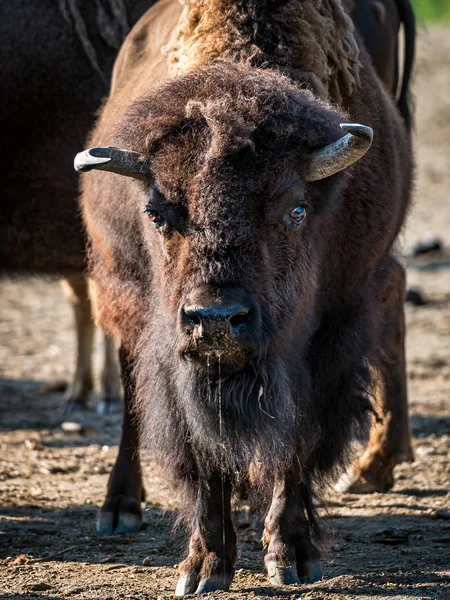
[410,236,443,257]
[28,583,52,592]
[416,446,436,457]
[405,288,428,306]
[431,508,450,520]
[7,555,29,567]
[61,421,83,434]
[24,439,43,451]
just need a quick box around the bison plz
[76,0,413,592]
[0,0,156,411]
[348,0,415,130]
[337,0,415,493]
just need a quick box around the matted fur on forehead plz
[115,62,346,164]
[168,0,360,104]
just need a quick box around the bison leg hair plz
[97,333,122,415]
[60,275,122,412]
[60,275,95,408]
[337,257,414,493]
[96,347,145,534]
[176,474,237,595]
[263,469,322,586]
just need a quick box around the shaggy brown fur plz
[80,0,413,591]
[169,0,360,104]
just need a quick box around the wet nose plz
[182,303,254,339]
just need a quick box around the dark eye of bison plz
[144,204,165,228]
[289,204,307,225]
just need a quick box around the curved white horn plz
[306,124,373,182]
[74,146,149,181]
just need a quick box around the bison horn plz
[74,146,149,181]
[305,123,373,181]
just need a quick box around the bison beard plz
[135,327,301,481]
[133,294,376,483]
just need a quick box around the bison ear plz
[305,124,373,182]
[74,146,150,181]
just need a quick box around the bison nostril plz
[181,299,257,341]
[229,309,252,329]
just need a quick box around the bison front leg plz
[263,471,322,586]
[176,473,237,595]
[97,347,145,534]
[337,258,413,493]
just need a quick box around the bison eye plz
[144,204,165,228]
[289,204,307,225]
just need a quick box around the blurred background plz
[412,0,450,23]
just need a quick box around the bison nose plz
[182,303,254,339]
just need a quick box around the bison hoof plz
[96,496,142,534]
[195,574,232,594]
[268,565,301,586]
[96,511,117,535]
[97,511,141,535]
[298,561,323,583]
[176,573,232,595]
[96,396,122,415]
[267,561,322,586]
[115,512,142,534]
[175,574,199,596]
[63,395,93,412]
[335,470,393,494]
[63,382,93,410]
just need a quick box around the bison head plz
[77,62,372,472]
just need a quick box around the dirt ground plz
[1,26,449,600]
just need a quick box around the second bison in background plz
[77,0,413,594]
[348,0,415,129]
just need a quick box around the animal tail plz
[395,0,416,131]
